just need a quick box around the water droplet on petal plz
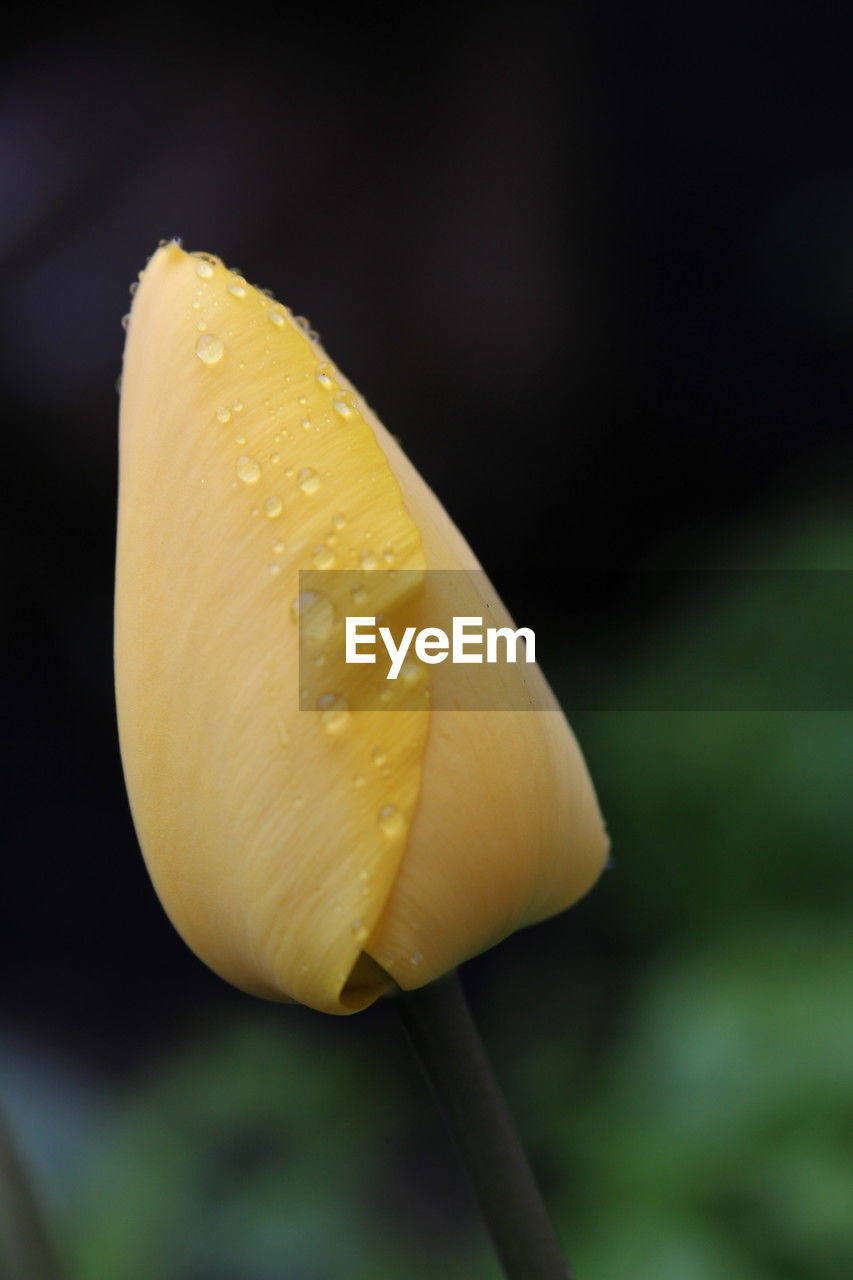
[318,692,350,735]
[272,540,285,555]
[291,591,335,643]
[312,544,335,569]
[371,747,387,768]
[400,657,426,688]
[378,805,405,839]
[236,456,261,484]
[268,305,286,327]
[351,584,368,605]
[264,495,283,518]
[194,258,215,279]
[297,467,320,494]
[215,405,232,424]
[359,550,379,570]
[228,277,247,298]
[332,513,346,530]
[332,393,355,419]
[315,364,334,390]
[196,334,224,364]
[350,920,369,942]
[410,951,423,967]
[295,315,321,341]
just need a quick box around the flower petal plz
[116,244,429,1013]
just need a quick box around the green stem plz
[395,971,573,1280]
[0,1108,60,1280]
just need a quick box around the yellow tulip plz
[115,242,608,1015]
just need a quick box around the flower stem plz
[0,1108,60,1280]
[395,971,573,1279]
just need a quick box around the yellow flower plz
[115,242,608,1015]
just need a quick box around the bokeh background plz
[1,6,851,1278]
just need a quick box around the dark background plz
[1,6,851,1278]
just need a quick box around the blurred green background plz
[1,5,851,1278]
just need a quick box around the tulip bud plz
[115,242,608,1015]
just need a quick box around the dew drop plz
[236,455,261,484]
[295,315,321,341]
[299,417,312,431]
[297,467,320,494]
[194,258,214,278]
[318,692,350,735]
[359,550,379,570]
[228,277,247,298]
[410,951,423,967]
[350,920,369,942]
[277,721,290,747]
[332,394,355,419]
[400,657,425,688]
[233,400,244,413]
[297,395,308,406]
[215,405,232,424]
[315,364,334,390]
[290,591,335,643]
[120,313,130,330]
[268,305,286,327]
[269,564,281,578]
[378,805,405,839]
[272,540,285,555]
[234,433,247,446]
[196,334,224,364]
[353,775,366,789]
[332,513,346,530]
[260,496,281,519]
[351,584,368,605]
[312,544,335,569]
[371,747,387,768]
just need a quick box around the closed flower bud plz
[115,243,608,1015]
